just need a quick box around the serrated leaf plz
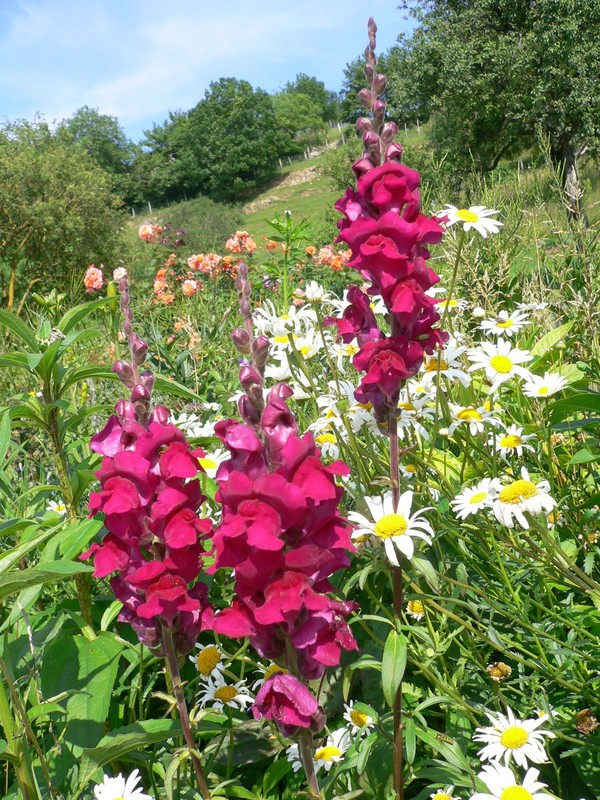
[381,628,408,707]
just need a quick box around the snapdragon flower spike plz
[83,279,213,656]
[211,271,358,738]
[327,23,448,420]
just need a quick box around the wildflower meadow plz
[1,16,599,800]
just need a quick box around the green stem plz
[162,627,211,800]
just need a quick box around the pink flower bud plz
[385,142,404,162]
[232,328,251,354]
[131,337,148,367]
[112,360,135,388]
[373,74,387,94]
[380,121,398,144]
[130,383,151,403]
[358,89,373,109]
[356,117,374,133]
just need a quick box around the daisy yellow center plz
[273,335,288,344]
[199,457,217,471]
[425,359,448,372]
[316,433,336,445]
[53,503,67,512]
[405,465,417,473]
[500,787,533,800]
[398,402,416,411]
[374,513,408,539]
[408,599,424,615]
[498,480,539,504]
[456,209,479,222]
[496,319,514,328]
[357,401,372,410]
[457,408,482,421]
[214,686,238,703]
[196,646,221,676]
[314,745,342,762]
[499,434,523,449]
[431,794,453,800]
[350,709,369,728]
[489,355,514,373]
[500,725,529,749]
[325,409,338,418]
[264,664,289,679]
[299,345,311,356]
[469,491,488,504]
[537,386,549,395]
[345,344,358,355]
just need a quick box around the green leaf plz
[567,448,599,465]
[262,757,293,793]
[0,561,93,600]
[0,309,40,352]
[153,374,202,402]
[58,366,117,395]
[0,524,57,574]
[381,628,408,707]
[551,391,600,422]
[57,518,103,561]
[76,719,184,795]
[0,412,11,463]
[411,553,440,591]
[405,716,417,765]
[530,320,573,357]
[41,632,123,777]
[58,297,113,335]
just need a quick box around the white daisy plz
[467,340,533,393]
[491,425,537,459]
[397,394,436,441]
[492,467,556,529]
[314,430,340,460]
[46,500,68,515]
[253,300,316,337]
[304,281,331,303]
[94,769,151,800]
[197,676,253,713]
[522,372,568,398]
[343,701,375,737]
[438,205,503,238]
[420,343,471,388]
[430,787,460,800]
[171,412,220,439]
[330,339,360,371]
[189,642,226,679]
[406,599,425,620]
[198,449,229,479]
[471,763,551,800]
[447,403,502,436]
[474,706,555,769]
[251,662,290,691]
[451,478,502,520]
[479,309,530,338]
[314,728,351,773]
[437,297,468,313]
[286,742,303,772]
[348,491,434,565]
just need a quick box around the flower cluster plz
[138,222,163,243]
[327,60,447,420]
[306,244,352,271]
[225,230,257,254]
[84,264,104,292]
[82,279,213,655]
[209,262,358,736]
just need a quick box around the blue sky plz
[0,0,414,143]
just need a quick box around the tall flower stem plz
[162,628,211,800]
[298,729,323,800]
[439,227,466,334]
[388,408,404,800]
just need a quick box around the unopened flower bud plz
[373,99,386,122]
[115,399,136,420]
[352,157,376,180]
[380,121,398,144]
[358,89,373,109]
[252,335,270,369]
[150,405,170,425]
[363,131,379,149]
[385,142,404,162]
[130,383,151,404]
[240,364,262,390]
[139,369,155,393]
[240,299,251,317]
[238,395,261,425]
[131,337,148,367]
[356,117,374,133]
[112,360,135,388]
[372,74,387,95]
[232,327,251,354]
[363,64,374,81]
